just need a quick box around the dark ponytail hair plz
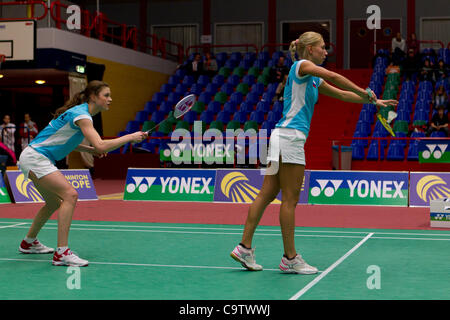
[53,80,109,119]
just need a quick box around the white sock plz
[57,246,69,254]
[24,237,36,243]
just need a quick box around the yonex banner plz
[6,170,97,203]
[308,171,409,206]
[410,172,450,207]
[0,174,12,204]
[418,139,450,163]
[124,168,216,202]
[213,169,310,204]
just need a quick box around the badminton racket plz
[367,88,396,137]
[145,94,196,134]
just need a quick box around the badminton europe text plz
[178,303,271,318]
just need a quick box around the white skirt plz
[266,127,306,165]
[19,146,58,180]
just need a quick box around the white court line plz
[289,233,374,300]
[0,257,315,273]
[4,225,450,241]
[1,221,450,237]
[0,223,27,229]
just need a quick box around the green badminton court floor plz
[1,218,449,300]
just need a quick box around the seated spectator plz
[391,32,406,65]
[269,56,289,84]
[186,53,204,80]
[434,59,449,81]
[1,114,16,153]
[419,58,435,84]
[407,33,419,56]
[19,113,39,151]
[203,52,218,79]
[273,74,288,102]
[434,85,449,111]
[427,104,448,136]
[401,48,420,80]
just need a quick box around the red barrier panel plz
[0,0,48,21]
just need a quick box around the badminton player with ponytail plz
[18,81,147,267]
[231,32,398,274]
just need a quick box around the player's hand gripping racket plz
[145,94,196,134]
[367,88,397,137]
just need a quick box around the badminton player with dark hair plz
[231,32,398,274]
[18,80,148,267]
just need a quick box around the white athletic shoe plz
[279,254,318,274]
[52,248,88,267]
[230,244,263,271]
[19,239,54,254]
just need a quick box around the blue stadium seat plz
[355,120,371,136]
[230,52,242,62]
[227,74,241,87]
[167,92,181,105]
[159,101,174,114]
[267,111,281,123]
[394,131,407,148]
[216,52,228,67]
[167,75,180,86]
[430,130,447,138]
[256,101,270,113]
[198,92,212,105]
[184,110,198,124]
[233,111,248,124]
[151,92,165,105]
[160,83,173,95]
[230,92,244,105]
[261,120,276,136]
[223,101,237,114]
[386,142,405,160]
[126,120,140,133]
[216,111,231,124]
[242,74,256,86]
[135,111,149,123]
[407,140,420,161]
[197,75,210,87]
[206,101,221,114]
[175,68,186,79]
[253,59,266,70]
[249,110,265,124]
[366,140,385,160]
[351,145,365,160]
[413,110,429,122]
[174,83,188,96]
[200,111,214,124]
[396,110,411,123]
[245,92,260,106]
[239,101,254,114]
[352,131,369,147]
[189,83,203,96]
[257,51,270,63]
[205,83,219,96]
[224,59,237,69]
[239,59,253,70]
[272,101,284,114]
[358,109,373,124]
[220,83,234,96]
[150,111,165,124]
[250,83,265,96]
[144,101,157,114]
[212,74,225,87]
[372,130,388,148]
[182,75,195,87]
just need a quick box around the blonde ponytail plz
[291,32,324,60]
